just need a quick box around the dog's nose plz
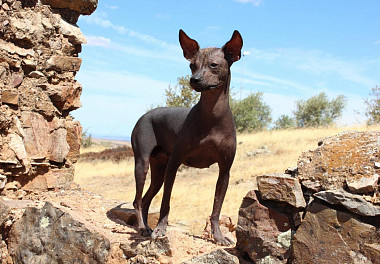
[190,75,201,84]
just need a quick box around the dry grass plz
[74,125,380,234]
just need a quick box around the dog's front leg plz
[211,163,234,246]
[151,156,182,239]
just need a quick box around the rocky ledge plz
[237,131,380,264]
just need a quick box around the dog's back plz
[131,107,191,159]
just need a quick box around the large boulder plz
[236,190,292,263]
[8,202,110,263]
[292,201,379,264]
[297,131,380,197]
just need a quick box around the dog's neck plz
[197,71,231,120]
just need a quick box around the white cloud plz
[80,12,127,34]
[80,12,178,51]
[75,69,171,136]
[242,71,313,93]
[234,0,263,6]
[156,13,170,20]
[104,4,118,10]
[85,36,111,47]
[246,47,377,88]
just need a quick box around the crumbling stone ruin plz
[0,0,97,195]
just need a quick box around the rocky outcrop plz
[237,131,380,263]
[0,0,96,194]
[0,189,234,263]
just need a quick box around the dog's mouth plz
[191,84,219,92]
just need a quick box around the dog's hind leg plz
[141,155,168,233]
[131,120,157,236]
[132,155,151,236]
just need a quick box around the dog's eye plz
[190,63,196,71]
[210,63,218,68]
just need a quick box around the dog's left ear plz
[222,30,243,65]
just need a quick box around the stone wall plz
[0,0,97,194]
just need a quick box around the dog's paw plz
[151,226,166,239]
[140,227,153,237]
[214,236,234,246]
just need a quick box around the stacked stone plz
[237,131,380,264]
[0,0,97,194]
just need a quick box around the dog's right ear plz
[179,29,200,60]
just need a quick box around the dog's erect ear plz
[179,29,200,60]
[222,30,243,65]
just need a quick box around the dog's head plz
[179,30,243,92]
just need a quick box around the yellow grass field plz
[74,125,380,234]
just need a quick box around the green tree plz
[364,85,380,125]
[294,92,346,128]
[231,92,272,132]
[165,75,199,107]
[274,115,295,130]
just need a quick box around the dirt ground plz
[24,187,235,263]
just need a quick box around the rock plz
[182,249,239,264]
[203,215,236,244]
[346,173,379,194]
[292,200,379,264]
[43,82,82,112]
[120,236,172,259]
[8,133,30,169]
[48,126,70,163]
[0,174,7,190]
[257,174,306,209]
[8,9,57,44]
[0,239,12,264]
[12,74,23,88]
[361,243,380,264]
[8,202,111,263]
[28,70,45,79]
[236,190,291,263]
[297,131,380,193]
[46,55,82,72]
[1,91,19,106]
[284,166,298,177]
[313,189,380,217]
[0,198,11,225]
[65,120,82,162]
[108,202,160,229]
[246,145,271,157]
[41,0,98,15]
[0,39,35,57]
[21,111,50,160]
[59,18,87,44]
[21,112,70,163]
[22,168,74,191]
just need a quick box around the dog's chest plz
[182,133,233,168]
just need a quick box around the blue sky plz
[73,0,380,139]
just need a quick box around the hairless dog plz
[131,29,243,245]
